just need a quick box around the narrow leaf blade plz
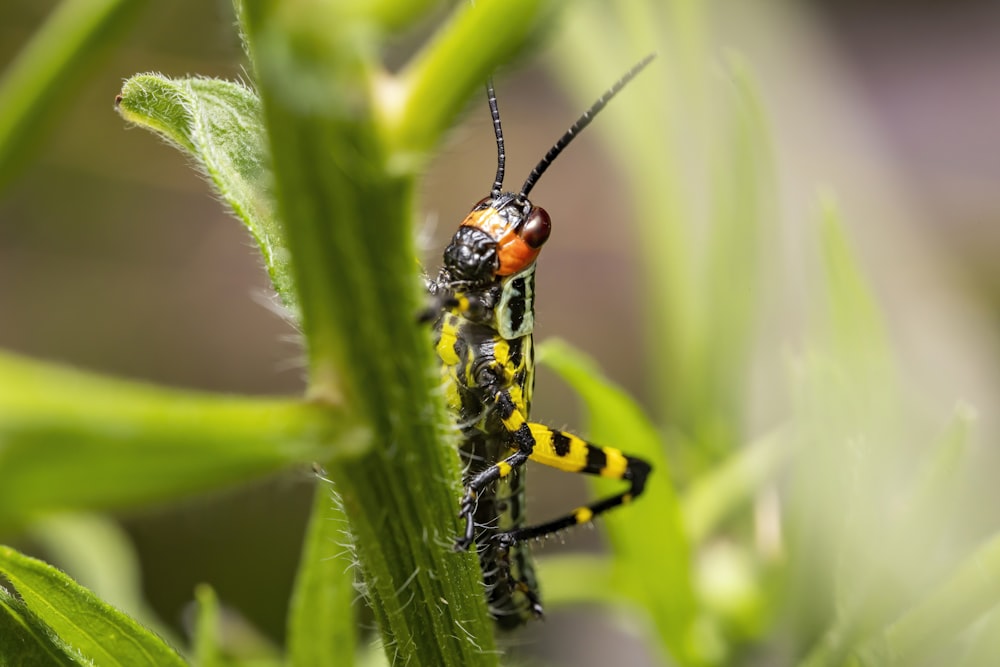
[29,514,180,647]
[851,531,1000,666]
[0,589,84,667]
[538,338,697,662]
[286,478,356,667]
[0,546,186,667]
[192,585,221,667]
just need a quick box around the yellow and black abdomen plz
[434,303,541,627]
[432,260,652,629]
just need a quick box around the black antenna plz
[487,78,505,199]
[519,53,656,201]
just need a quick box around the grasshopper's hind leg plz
[499,423,651,546]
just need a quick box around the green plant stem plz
[0,0,146,190]
[238,1,507,663]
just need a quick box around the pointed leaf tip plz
[116,73,295,309]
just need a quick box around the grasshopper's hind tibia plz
[457,419,651,550]
[503,424,651,544]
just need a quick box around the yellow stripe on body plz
[493,337,529,379]
[463,344,476,386]
[442,368,462,411]
[573,506,593,524]
[506,384,527,412]
[492,338,510,366]
[435,318,461,366]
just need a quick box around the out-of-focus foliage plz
[1,0,998,666]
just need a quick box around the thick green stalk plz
[237,1,512,663]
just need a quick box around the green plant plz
[2,1,999,666]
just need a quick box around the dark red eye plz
[471,196,492,212]
[520,207,551,248]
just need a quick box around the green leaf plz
[191,585,282,667]
[115,74,294,309]
[849,531,1000,666]
[957,604,1000,667]
[286,477,356,667]
[553,3,774,474]
[0,546,186,667]
[192,585,222,667]
[0,351,342,529]
[29,514,179,647]
[907,404,973,520]
[788,199,917,665]
[695,56,775,462]
[815,194,895,413]
[0,588,83,667]
[0,0,145,190]
[537,338,700,665]
[682,427,793,543]
[799,404,982,667]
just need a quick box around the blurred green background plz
[3,0,1000,664]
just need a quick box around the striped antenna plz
[487,79,505,199]
[519,53,656,200]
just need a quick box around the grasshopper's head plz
[443,193,551,284]
[441,54,654,288]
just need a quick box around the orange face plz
[460,198,552,277]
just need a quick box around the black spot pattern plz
[507,337,522,368]
[508,277,526,332]
[585,444,608,474]
[551,430,572,457]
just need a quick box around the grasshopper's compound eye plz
[519,207,551,249]
[488,202,549,276]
